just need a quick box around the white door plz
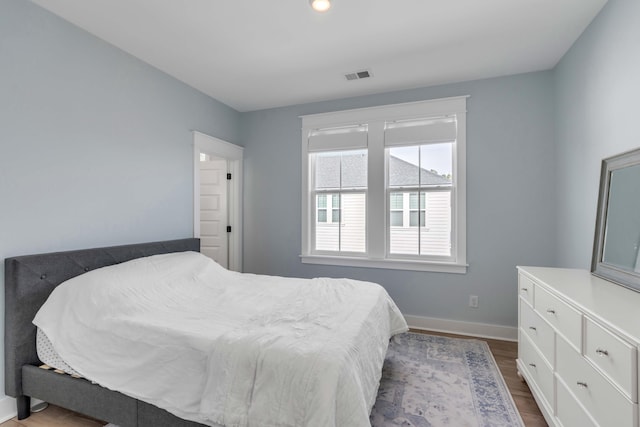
[199,159,228,268]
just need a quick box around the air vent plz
[344,69,372,81]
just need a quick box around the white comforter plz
[33,251,408,427]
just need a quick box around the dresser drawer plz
[520,299,555,367]
[556,377,598,427]
[556,337,636,427]
[534,285,582,351]
[518,274,535,306]
[584,317,637,401]
[519,331,554,411]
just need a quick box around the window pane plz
[314,150,367,253]
[389,144,453,189]
[390,192,453,256]
[390,211,403,227]
[419,142,453,187]
[317,210,327,223]
[388,144,453,257]
[341,151,367,188]
[315,223,339,251]
[315,150,367,190]
[419,191,451,256]
[315,153,341,189]
[389,146,419,188]
[316,193,365,252]
[390,190,452,255]
[339,193,366,252]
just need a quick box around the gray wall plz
[240,71,557,328]
[0,0,240,396]
[555,0,640,268]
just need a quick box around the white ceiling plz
[31,0,607,112]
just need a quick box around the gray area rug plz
[371,332,524,427]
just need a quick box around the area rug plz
[370,332,524,427]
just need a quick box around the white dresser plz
[517,266,640,427]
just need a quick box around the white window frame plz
[310,152,368,256]
[300,96,468,274]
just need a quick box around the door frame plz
[193,131,243,272]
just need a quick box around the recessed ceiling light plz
[310,0,331,12]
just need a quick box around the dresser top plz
[518,266,640,343]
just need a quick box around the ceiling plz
[31,0,607,112]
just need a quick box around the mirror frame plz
[591,147,640,292]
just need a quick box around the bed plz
[4,238,406,427]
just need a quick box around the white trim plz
[0,397,45,423]
[367,122,386,259]
[301,97,468,273]
[0,396,15,423]
[193,131,244,160]
[192,131,244,272]
[301,96,468,129]
[300,254,467,274]
[405,314,518,341]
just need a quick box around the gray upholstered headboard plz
[4,238,200,398]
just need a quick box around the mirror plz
[592,147,640,291]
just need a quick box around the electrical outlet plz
[469,295,479,308]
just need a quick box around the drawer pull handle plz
[546,309,556,314]
[521,288,528,292]
[528,363,536,368]
[596,348,609,357]
[577,381,588,389]
[528,326,537,331]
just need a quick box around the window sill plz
[299,254,468,274]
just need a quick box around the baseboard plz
[0,396,16,423]
[0,396,45,423]
[405,314,518,341]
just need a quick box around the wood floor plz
[0,330,547,427]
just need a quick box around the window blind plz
[307,125,368,152]
[384,117,456,147]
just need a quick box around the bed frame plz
[4,238,211,427]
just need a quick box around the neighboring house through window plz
[301,97,467,273]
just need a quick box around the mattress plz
[36,328,82,377]
[33,251,408,427]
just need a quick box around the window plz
[301,97,467,273]
[312,149,367,253]
[387,142,452,256]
